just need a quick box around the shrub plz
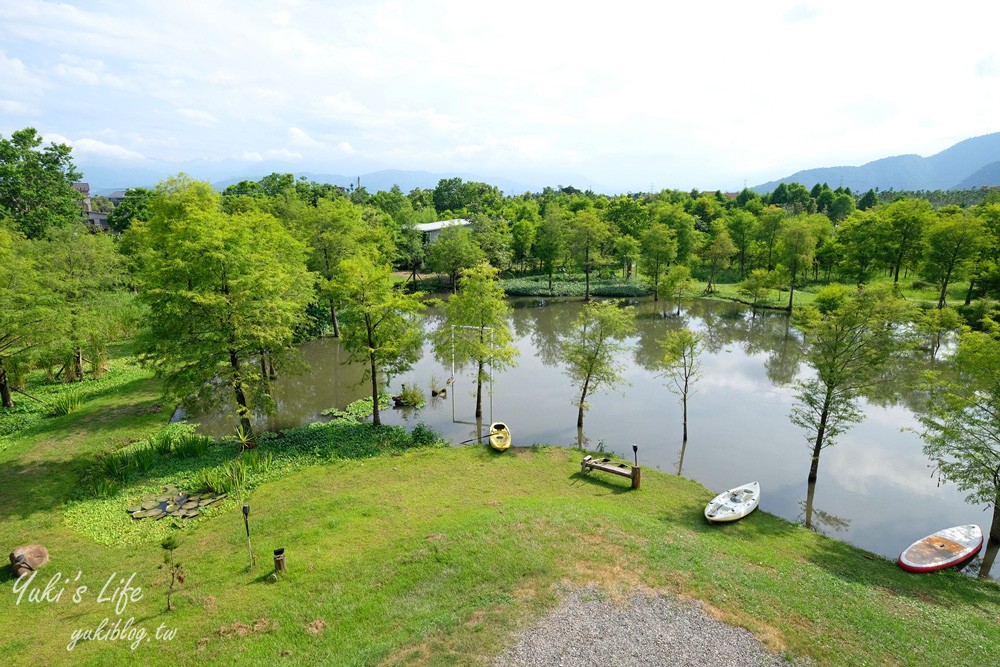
[173,433,211,459]
[411,422,439,447]
[98,451,130,481]
[395,384,426,408]
[49,391,83,416]
[131,444,158,474]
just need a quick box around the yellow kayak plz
[489,422,511,451]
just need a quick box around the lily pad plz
[130,510,145,519]
[184,509,199,518]
[182,501,199,510]
[141,500,159,510]
[126,504,142,513]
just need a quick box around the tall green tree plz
[658,328,703,443]
[333,256,425,427]
[756,206,787,270]
[699,220,737,294]
[790,285,907,524]
[427,225,485,293]
[652,202,697,264]
[301,197,371,336]
[560,301,635,428]
[565,210,611,301]
[660,265,695,316]
[917,320,1000,575]
[776,216,817,311]
[0,128,82,239]
[44,226,122,381]
[639,223,677,302]
[836,209,888,286]
[922,207,986,308]
[105,187,154,234]
[726,209,759,277]
[535,205,568,291]
[0,227,55,407]
[434,264,518,420]
[130,176,315,444]
[882,198,933,286]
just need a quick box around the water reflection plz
[190,297,995,580]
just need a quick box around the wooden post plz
[273,549,286,573]
[631,466,641,490]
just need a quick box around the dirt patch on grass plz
[304,619,327,635]
[215,618,276,639]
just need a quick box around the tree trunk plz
[937,265,954,309]
[259,349,268,385]
[584,247,591,302]
[0,363,14,408]
[805,478,817,530]
[979,492,1000,578]
[365,313,381,426]
[330,302,341,338]
[787,281,795,312]
[577,377,590,428]
[475,359,484,420]
[808,398,831,484]
[73,348,84,382]
[964,277,976,306]
[681,375,689,442]
[229,349,255,448]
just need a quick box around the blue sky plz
[2,0,999,191]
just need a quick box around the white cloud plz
[4,1,1000,188]
[41,132,145,160]
[176,108,219,127]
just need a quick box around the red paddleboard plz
[898,524,983,573]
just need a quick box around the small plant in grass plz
[160,535,184,612]
[149,431,174,456]
[411,422,438,447]
[235,424,255,451]
[98,451,130,481]
[173,433,211,459]
[91,477,120,498]
[49,391,83,416]
[244,450,274,475]
[131,443,158,474]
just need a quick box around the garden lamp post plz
[243,504,254,569]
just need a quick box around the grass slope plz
[1,349,999,666]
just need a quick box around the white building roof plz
[416,218,471,233]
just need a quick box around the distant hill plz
[77,159,608,196]
[753,132,1000,194]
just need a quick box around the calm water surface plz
[192,297,997,578]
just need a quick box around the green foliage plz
[395,384,426,408]
[501,275,652,298]
[333,256,425,426]
[0,127,82,239]
[173,433,211,459]
[560,300,636,426]
[129,174,316,438]
[321,393,392,420]
[48,389,83,415]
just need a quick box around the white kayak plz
[898,524,983,573]
[705,481,760,522]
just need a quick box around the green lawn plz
[1,347,999,666]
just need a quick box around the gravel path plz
[494,587,801,667]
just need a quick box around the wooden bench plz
[581,455,641,490]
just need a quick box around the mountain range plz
[753,132,1000,194]
[76,158,607,197]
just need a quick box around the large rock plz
[9,544,49,578]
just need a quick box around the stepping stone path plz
[125,483,227,521]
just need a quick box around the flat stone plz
[10,544,49,578]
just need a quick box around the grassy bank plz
[1,349,999,666]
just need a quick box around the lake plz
[191,297,997,579]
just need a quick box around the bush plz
[395,384,426,408]
[173,433,211,459]
[411,422,439,447]
[49,391,83,416]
